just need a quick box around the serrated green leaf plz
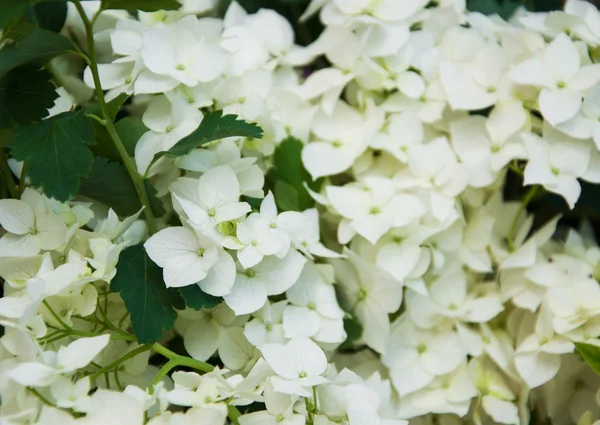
[112,244,184,343]
[101,0,182,11]
[268,136,321,212]
[178,285,221,311]
[146,110,263,174]
[274,180,299,212]
[0,28,75,77]
[10,110,95,201]
[576,342,600,376]
[27,1,68,33]
[0,65,57,129]
[339,317,363,350]
[79,157,141,216]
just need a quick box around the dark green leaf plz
[115,117,146,156]
[0,65,57,129]
[144,179,166,217]
[91,116,147,160]
[3,20,37,42]
[0,28,75,77]
[0,0,30,30]
[268,136,321,212]
[468,0,520,19]
[147,110,262,173]
[27,1,68,33]
[576,342,600,376]
[339,317,363,350]
[111,244,184,343]
[101,0,182,12]
[274,180,299,212]
[79,157,141,216]
[10,110,95,201]
[178,285,221,311]
[106,93,129,122]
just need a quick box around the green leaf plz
[274,180,300,212]
[468,0,520,19]
[268,136,321,212]
[147,110,262,173]
[101,0,182,12]
[178,285,221,311]
[10,110,95,201]
[79,157,141,216]
[115,117,146,155]
[0,65,57,129]
[144,179,166,217]
[106,93,129,122]
[339,317,363,350]
[576,342,600,376]
[0,0,30,30]
[27,1,68,33]
[91,116,147,161]
[3,20,38,42]
[111,244,184,344]
[0,28,75,77]
[79,158,165,217]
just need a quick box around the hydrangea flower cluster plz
[4,0,600,424]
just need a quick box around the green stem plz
[87,344,151,382]
[28,388,54,407]
[151,343,214,372]
[149,358,178,393]
[507,185,539,252]
[42,300,71,330]
[227,405,242,425]
[0,148,18,198]
[72,0,158,234]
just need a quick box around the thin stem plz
[227,405,242,425]
[87,345,152,382]
[149,358,178,393]
[72,0,158,234]
[151,342,214,372]
[28,388,53,407]
[0,148,18,198]
[42,300,71,330]
[507,185,540,252]
[508,161,524,176]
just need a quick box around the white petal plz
[198,250,236,296]
[35,215,67,250]
[58,335,110,371]
[482,396,519,425]
[0,199,33,234]
[283,306,320,338]
[8,362,57,387]
[224,274,268,315]
[539,88,582,126]
[184,319,220,361]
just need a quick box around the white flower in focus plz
[224,249,306,315]
[259,337,328,397]
[511,33,600,125]
[0,189,67,258]
[238,379,305,425]
[144,226,235,295]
